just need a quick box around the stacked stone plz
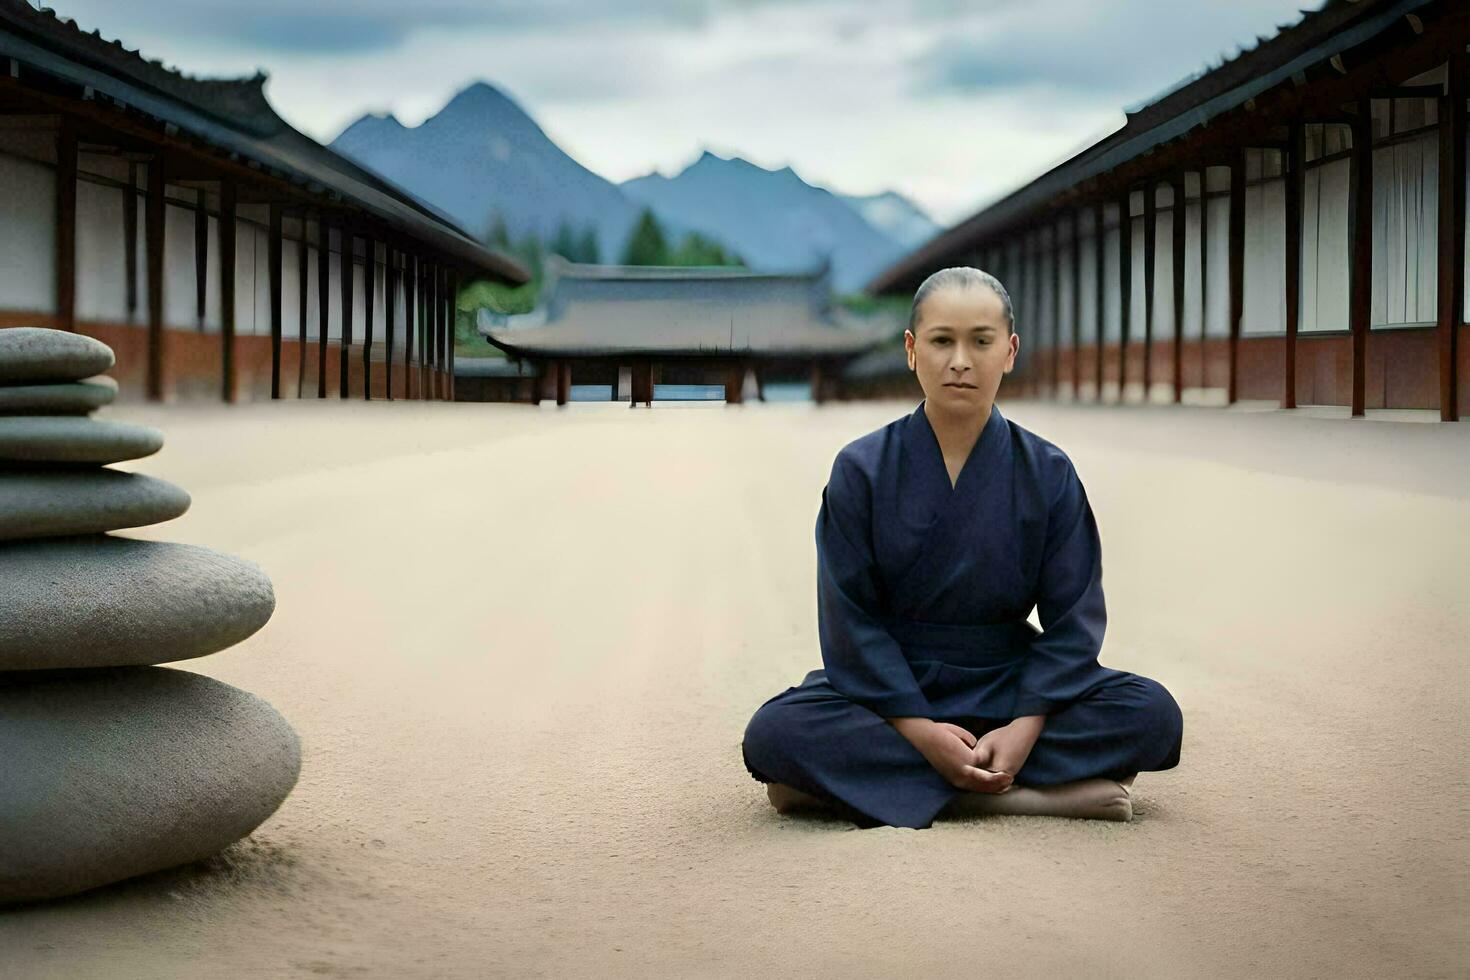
[0,327,301,905]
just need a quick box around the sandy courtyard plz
[3,396,1467,978]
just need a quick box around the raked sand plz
[3,396,1467,979]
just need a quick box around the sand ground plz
[3,396,1467,979]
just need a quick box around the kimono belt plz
[885,618,1042,719]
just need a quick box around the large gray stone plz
[0,667,301,905]
[0,376,117,415]
[0,536,275,669]
[0,470,189,540]
[0,328,114,384]
[0,417,163,464]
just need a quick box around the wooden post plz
[448,269,459,402]
[297,210,308,397]
[1049,224,1061,398]
[363,236,375,401]
[403,252,416,400]
[1072,208,1083,400]
[1228,149,1246,406]
[435,263,446,400]
[1095,203,1106,400]
[1118,190,1132,400]
[811,361,825,404]
[340,227,354,399]
[124,162,138,322]
[1438,54,1465,422]
[385,246,396,401]
[55,118,76,333]
[145,156,165,402]
[269,203,283,399]
[1171,174,1187,404]
[1285,123,1305,410]
[726,359,745,404]
[1144,182,1157,397]
[220,179,237,404]
[194,189,208,330]
[1349,101,1372,417]
[316,214,329,398]
[555,360,569,406]
[1199,167,1211,391]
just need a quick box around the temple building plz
[472,258,887,405]
[867,0,1470,421]
[0,1,527,403]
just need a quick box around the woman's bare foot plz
[766,782,830,814]
[942,776,1134,822]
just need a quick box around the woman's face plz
[905,285,1019,412]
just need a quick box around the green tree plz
[548,221,579,262]
[576,225,600,264]
[620,207,670,265]
[671,231,741,267]
[486,212,512,251]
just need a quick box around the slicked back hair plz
[908,267,1015,336]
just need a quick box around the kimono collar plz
[903,398,1007,493]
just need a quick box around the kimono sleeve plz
[815,453,936,720]
[1012,458,1108,718]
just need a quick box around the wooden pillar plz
[269,203,283,400]
[403,253,416,400]
[219,179,237,404]
[1048,224,1061,399]
[194,189,208,330]
[1438,54,1465,422]
[811,361,825,405]
[385,247,397,401]
[1094,203,1106,400]
[124,162,138,322]
[725,359,745,404]
[1349,101,1372,417]
[1228,149,1246,406]
[339,228,354,399]
[145,156,165,402]
[1143,182,1157,397]
[448,269,458,402]
[755,363,766,402]
[555,360,570,406]
[55,118,76,333]
[316,215,329,398]
[1199,167,1211,391]
[1285,123,1305,410]
[436,263,446,401]
[1171,174,1187,404]
[1072,209,1083,400]
[296,210,308,397]
[363,236,375,401]
[1118,190,1132,401]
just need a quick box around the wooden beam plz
[1199,168,1211,392]
[1118,190,1132,401]
[145,155,165,402]
[269,203,283,399]
[448,269,459,402]
[1072,208,1083,400]
[1048,225,1061,398]
[124,162,137,321]
[555,359,569,406]
[340,228,354,399]
[1349,100,1372,417]
[363,236,375,401]
[1144,182,1157,397]
[297,210,308,397]
[317,214,329,398]
[1285,121,1305,410]
[1437,54,1465,422]
[1094,201,1106,400]
[1228,150,1246,406]
[1172,174,1187,404]
[403,253,415,400]
[385,246,397,401]
[194,187,208,329]
[220,178,237,403]
[55,117,76,332]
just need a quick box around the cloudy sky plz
[47,0,1315,224]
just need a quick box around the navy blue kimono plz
[742,400,1182,829]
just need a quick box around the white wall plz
[0,154,56,312]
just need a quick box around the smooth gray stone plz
[0,376,117,415]
[0,667,300,905]
[0,417,163,464]
[0,536,275,669]
[0,328,114,384]
[0,470,189,540]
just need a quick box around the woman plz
[741,267,1182,829]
